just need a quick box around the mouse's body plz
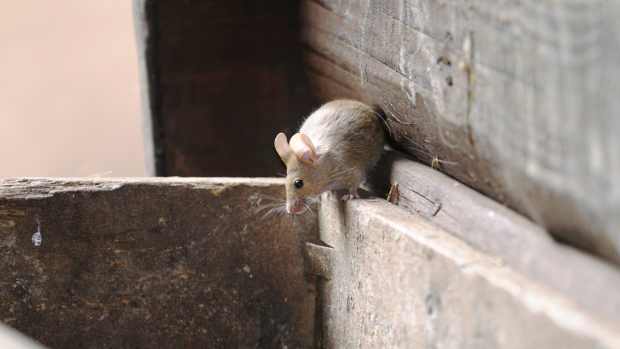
[274,100,385,214]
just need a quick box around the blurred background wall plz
[0,1,146,177]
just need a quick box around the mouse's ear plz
[290,133,318,165]
[274,132,292,164]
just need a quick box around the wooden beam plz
[367,151,620,326]
[0,178,317,348]
[301,0,620,265]
[318,190,620,348]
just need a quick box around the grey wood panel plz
[301,0,620,264]
[367,151,620,326]
[317,192,620,348]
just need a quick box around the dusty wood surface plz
[317,192,620,348]
[0,178,317,348]
[367,151,620,325]
[301,0,620,264]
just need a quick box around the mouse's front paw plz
[341,189,360,201]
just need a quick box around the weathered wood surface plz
[0,178,317,348]
[316,192,620,348]
[300,0,620,264]
[368,151,620,326]
[2,175,620,348]
[133,0,318,177]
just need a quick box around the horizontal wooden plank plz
[0,178,317,348]
[301,0,620,264]
[367,151,620,326]
[318,191,620,348]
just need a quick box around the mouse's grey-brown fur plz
[274,100,385,214]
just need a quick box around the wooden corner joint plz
[304,242,335,280]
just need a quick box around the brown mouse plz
[274,100,385,214]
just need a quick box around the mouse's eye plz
[294,179,304,189]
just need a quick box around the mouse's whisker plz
[253,195,287,217]
[253,194,286,204]
[396,134,439,161]
[370,109,396,137]
[260,204,287,220]
[254,202,286,209]
[253,204,283,216]
[437,158,458,165]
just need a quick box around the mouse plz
[274,99,385,214]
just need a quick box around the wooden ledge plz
[317,191,620,348]
[366,151,620,326]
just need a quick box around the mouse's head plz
[274,132,323,214]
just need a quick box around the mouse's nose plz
[286,199,305,214]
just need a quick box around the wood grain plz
[367,151,620,326]
[0,178,318,348]
[319,191,620,348]
[301,0,620,264]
